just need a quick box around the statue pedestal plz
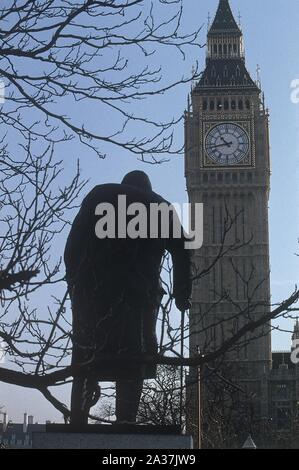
[32,424,193,449]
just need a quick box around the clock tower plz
[185,0,272,441]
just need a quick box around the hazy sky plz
[1,0,299,424]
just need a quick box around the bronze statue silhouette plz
[64,171,192,425]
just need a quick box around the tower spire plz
[197,0,258,90]
[206,0,245,62]
[209,0,242,35]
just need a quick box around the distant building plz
[268,321,299,433]
[0,413,46,448]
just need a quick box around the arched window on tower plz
[224,100,229,110]
[231,100,236,110]
[228,44,232,55]
[245,99,251,110]
[223,66,228,78]
[238,99,243,110]
[236,65,240,77]
[217,99,222,110]
[219,44,222,55]
[210,99,215,111]
[203,100,208,111]
[233,43,237,54]
[214,44,217,55]
[224,44,227,55]
[211,66,216,78]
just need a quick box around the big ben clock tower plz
[185,0,272,441]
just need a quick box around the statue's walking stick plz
[179,309,186,429]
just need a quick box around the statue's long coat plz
[64,183,192,381]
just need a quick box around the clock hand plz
[206,141,233,149]
[221,136,230,145]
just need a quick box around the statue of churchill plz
[64,171,192,425]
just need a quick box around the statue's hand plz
[175,297,192,312]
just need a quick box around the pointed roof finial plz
[191,64,196,90]
[207,11,211,30]
[209,0,242,35]
[242,434,257,449]
[292,318,299,341]
[238,10,242,27]
[256,64,262,88]
[279,352,289,370]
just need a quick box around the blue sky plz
[1,0,299,423]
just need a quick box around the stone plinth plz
[32,424,193,449]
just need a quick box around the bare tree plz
[0,0,202,421]
[0,0,202,162]
[0,142,85,297]
[137,365,183,426]
[199,363,260,449]
[93,366,185,426]
[0,200,298,423]
[0,141,86,419]
[0,3,298,431]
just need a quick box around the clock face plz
[205,123,250,166]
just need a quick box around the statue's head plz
[121,171,152,192]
